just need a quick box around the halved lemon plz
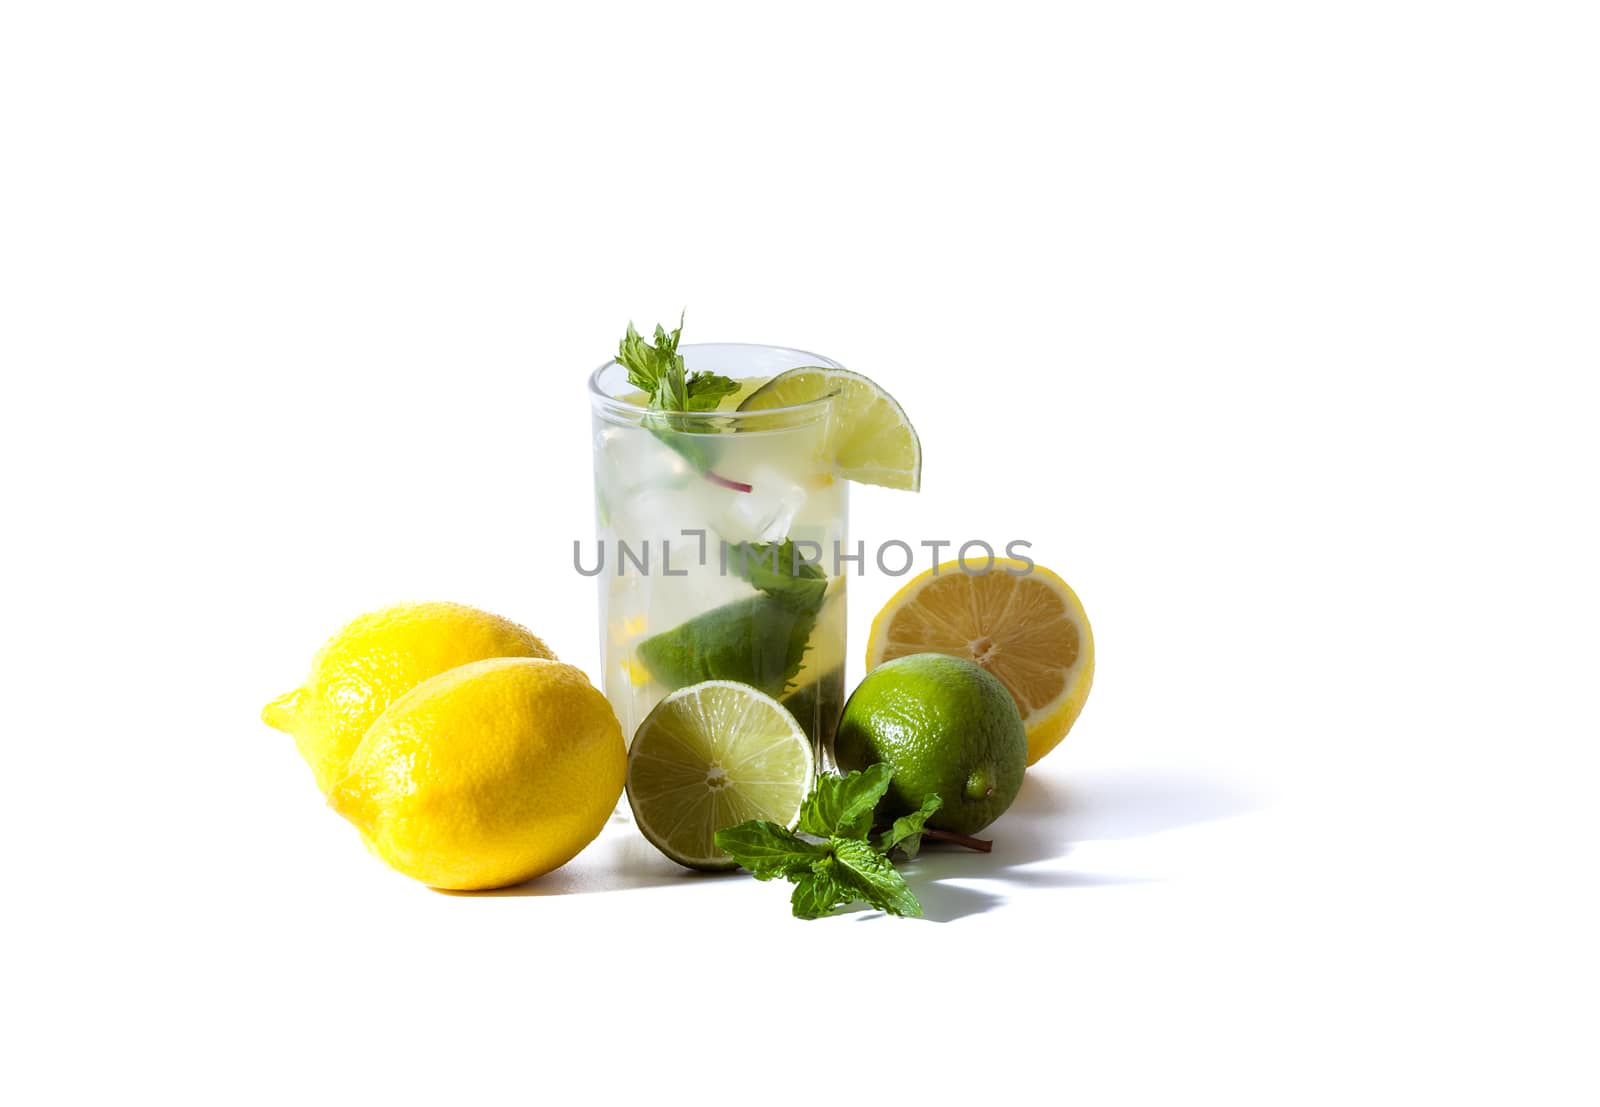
[737,367,921,491]
[865,559,1094,765]
[625,680,815,870]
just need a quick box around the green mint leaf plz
[651,316,691,409]
[797,764,893,840]
[617,321,672,398]
[830,836,924,918]
[725,540,829,614]
[683,371,740,412]
[876,793,944,860]
[616,322,657,394]
[790,857,854,919]
[717,775,933,920]
[616,314,732,475]
[795,775,847,837]
[616,314,690,411]
[654,315,683,356]
[714,820,829,880]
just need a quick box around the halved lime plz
[737,367,922,491]
[626,680,815,870]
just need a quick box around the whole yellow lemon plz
[261,601,555,792]
[327,657,625,891]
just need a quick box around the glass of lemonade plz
[588,344,849,771]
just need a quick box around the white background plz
[3,2,1596,1103]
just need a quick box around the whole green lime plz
[834,653,1027,835]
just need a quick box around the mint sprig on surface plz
[797,762,892,839]
[876,793,944,860]
[714,765,943,919]
[615,315,741,478]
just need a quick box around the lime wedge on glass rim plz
[737,367,922,491]
[626,680,815,871]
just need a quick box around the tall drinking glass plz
[588,344,848,772]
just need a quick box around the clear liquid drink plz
[589,344,848,769]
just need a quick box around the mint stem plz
[873,825,993,852]
[921,828,993,852]
[705,470,753,493]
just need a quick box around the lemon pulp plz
[866,559,1094,765]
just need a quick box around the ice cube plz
[609,485,682,548]
[597,425,690,498]
[713,464,808,544]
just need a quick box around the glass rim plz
[587,341,842,424]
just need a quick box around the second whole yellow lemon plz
[328,657,626,891]
[261,601,555,792]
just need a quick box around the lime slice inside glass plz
[737,367,922,491]
[634,595,815,699]
[626,680,815,870]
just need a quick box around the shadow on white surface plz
[440,765,1261,905]
[434,816,716,897]
[1048,767,1263,842]
[904,870,1154,924]
[852,767,1264,922]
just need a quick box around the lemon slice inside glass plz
[625,680,815,870]
[865,559,1095,766]
[737,367,922,491]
